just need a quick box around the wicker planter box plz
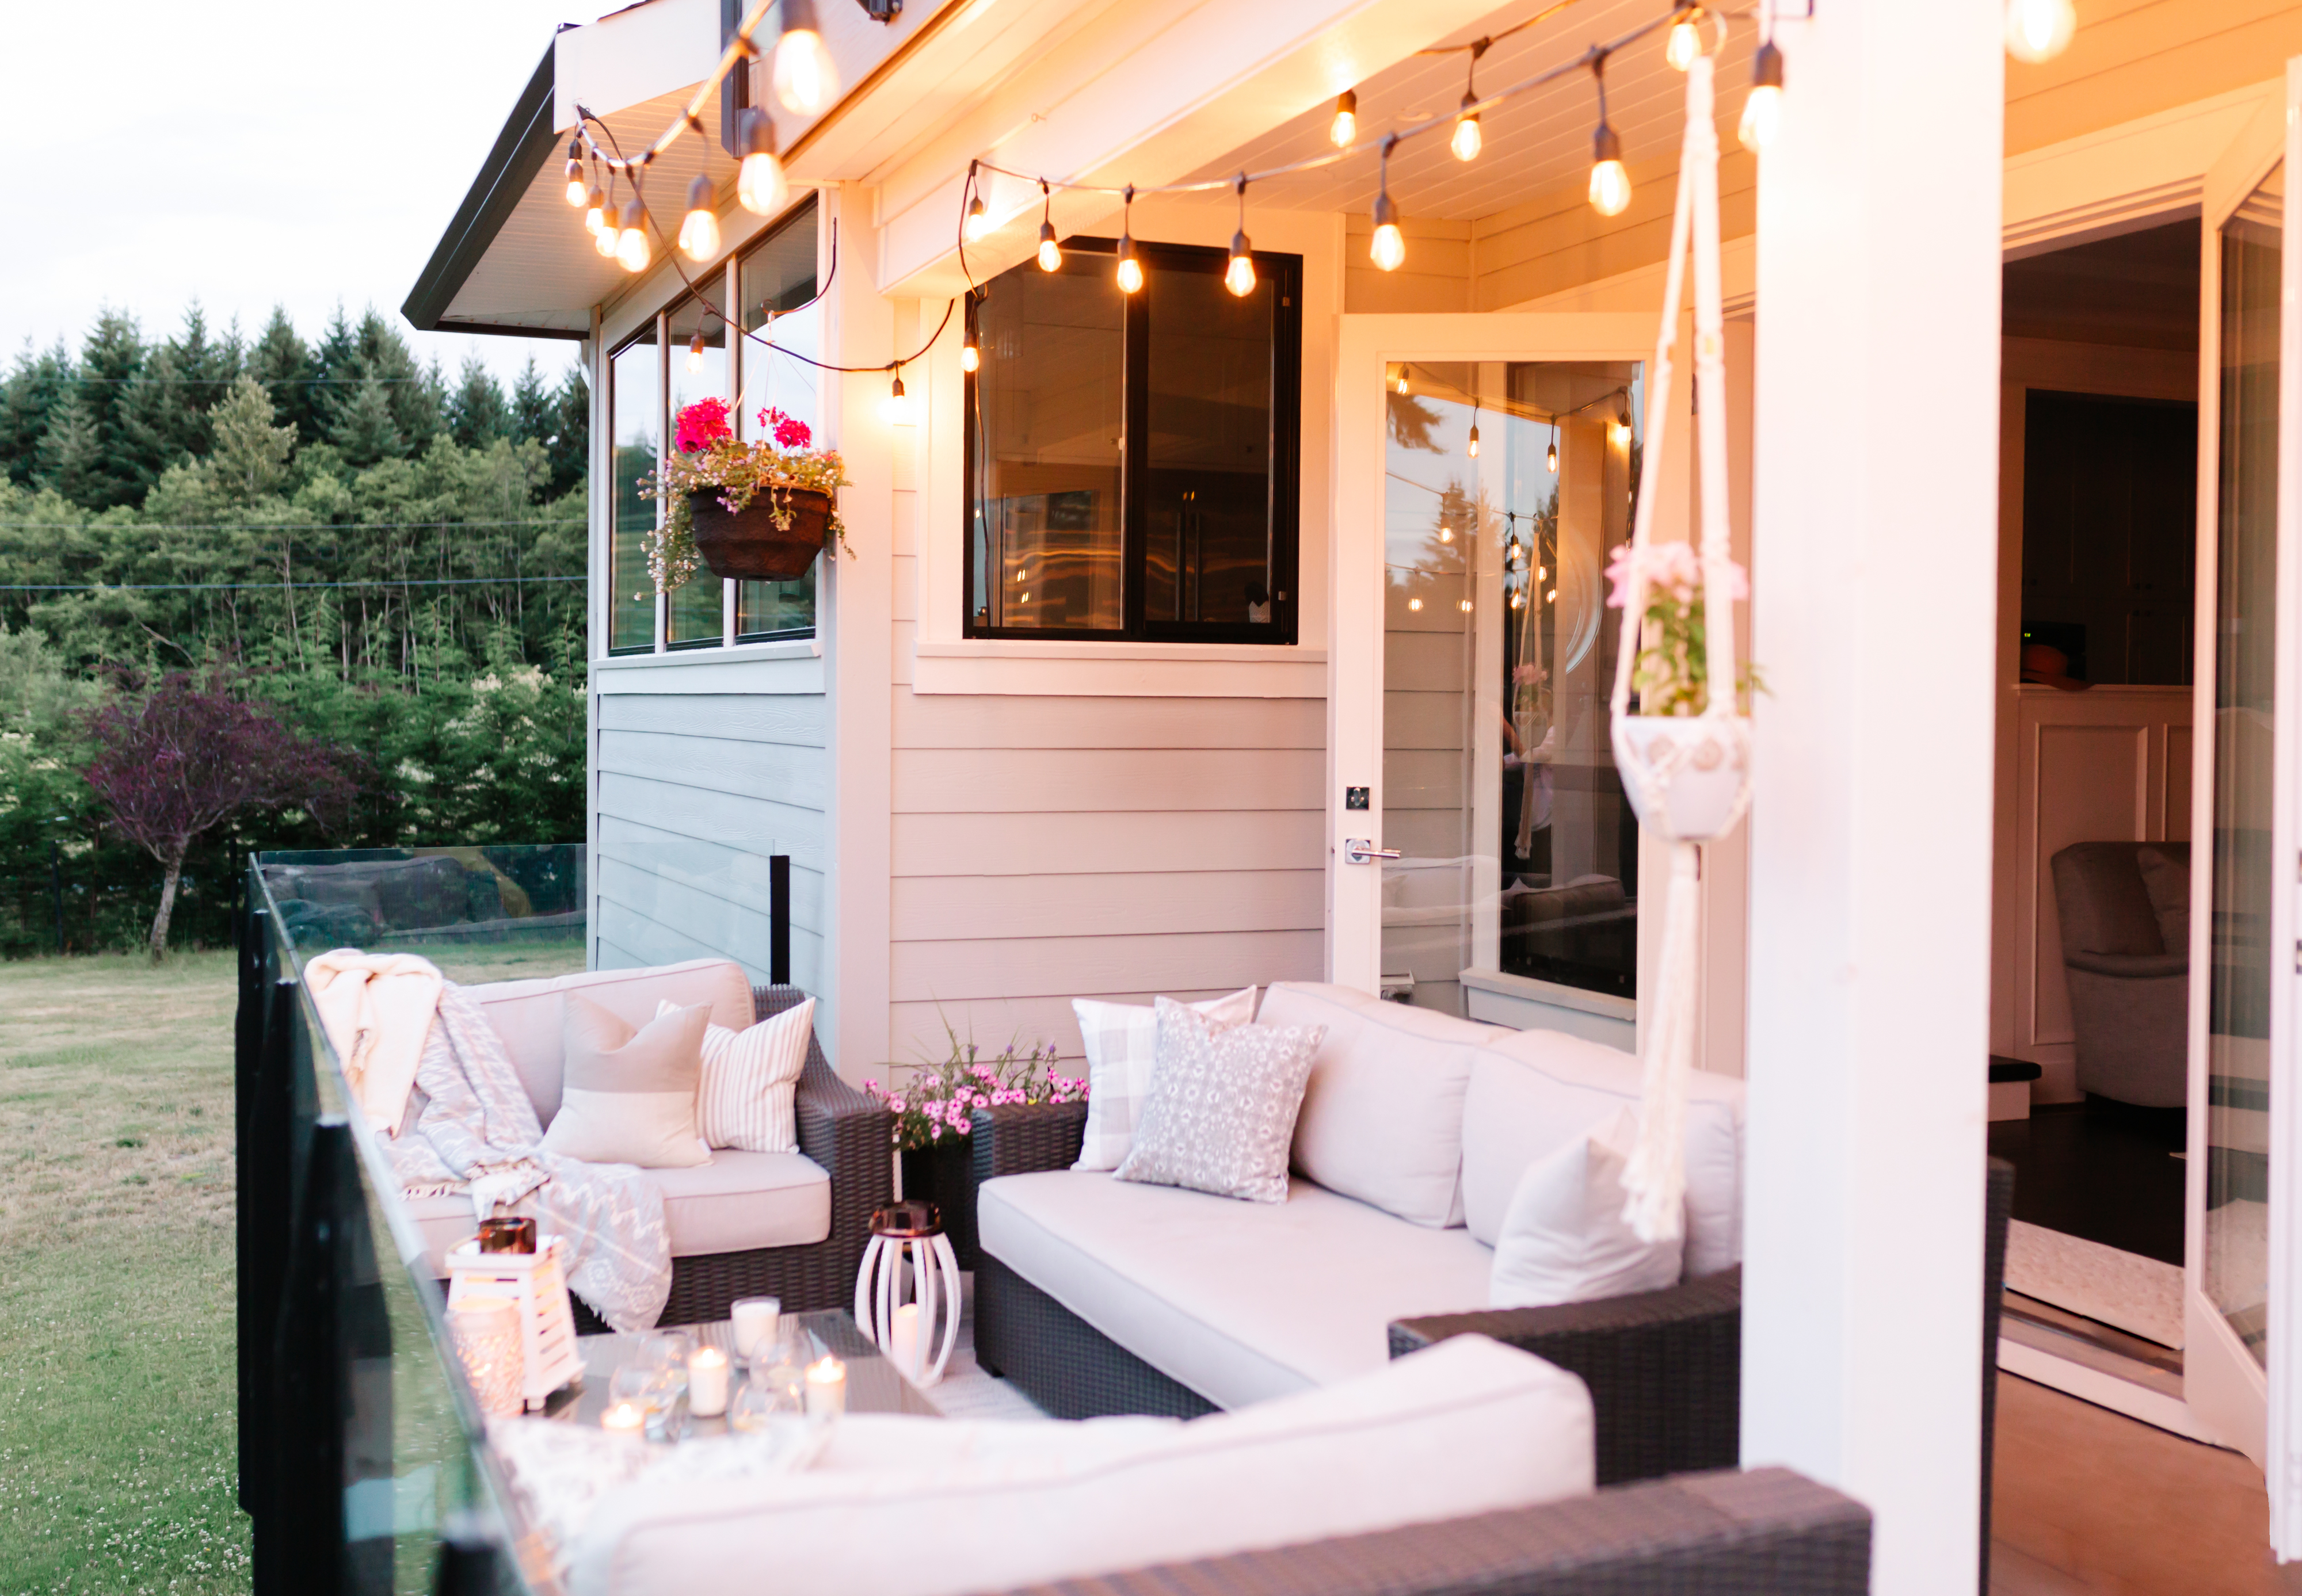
[688,485,833,581]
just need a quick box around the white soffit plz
[555,0,719,133]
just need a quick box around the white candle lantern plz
[853,1201,962,1387]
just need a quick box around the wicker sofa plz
[404,958,890,1327]
[963,982,1745,1485]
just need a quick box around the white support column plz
[1742,5,2002,1594]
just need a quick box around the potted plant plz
[863,1034,1086,1267]
[643,398,851,587]
[1604,540,1758,842]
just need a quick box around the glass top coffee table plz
[543,1308,940,1429]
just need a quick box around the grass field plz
[0,941,584,1595]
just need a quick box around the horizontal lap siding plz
[594,690,830,1036]
[888,691,1326,1065]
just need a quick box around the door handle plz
[1344,839,1401,865]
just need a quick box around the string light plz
[773,0,838,115]
[563,138,588,207]
[1666,12,1702,71]
[584,184,606,236]
[737,108,789,216]
[965,195,990,242]
[1546,422,1559,474]
[679,174,722,262]
[1459,597,1473,613]
[881,366,914,425]
[1370,134,1406,272]
[1587,56,1632,217]
[2004,0,2076,62]
[1116,185,1144,294]
[961,297,980,373]
[1409,597,1423,611]
[594,180,622,258]
[1452,40,1488,162]
[1395,365,1411,396]
[1547,587,1558,603]
[616,197,650,273]
[687,331,706,373]
[1037,181,1061,272]
[1467,407,1481,460]
[1739,42,1784,150]
[1330,90,1358,149]
[1511,591,1524,608]
[1225,176,1256,297]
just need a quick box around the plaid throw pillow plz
[658,995,812,1154]
[1072,987,1257,1171]
[1114,998,1327,1204]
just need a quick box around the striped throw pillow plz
[658,996,813,1154]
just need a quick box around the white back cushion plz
[1465,1029,1744,1278]
[466,959,756,1127]
[566,1335,1593,1596]
[1265,983,1485,1228]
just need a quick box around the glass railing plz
[237,849,578,1594]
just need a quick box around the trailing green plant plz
[1606,542,1762,716]
[642,399,849,591]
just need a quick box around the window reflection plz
[1145,262,1275,625]
[666,296,728,648]
[608,327,660,654]
[736,196,821,640]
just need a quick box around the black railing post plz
[770,853,791,986]
[241,971,298,1576]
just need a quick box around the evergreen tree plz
[208,375,298,502]
[546,363,590,501]
[247,306,315,439]
[33,386,104,506]
[0,339,72,488]
[510,358,550,443]
[329,376,404,467]
[115,343,195,499]
[310,303,361,440]
[448,356,509,449]
[163,303,242,458]
[78,310,148,510]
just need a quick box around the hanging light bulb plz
[584,185,606,236]
[1116,186,1144,293]
[1546,425,1558,474]
[965,195,990,242]
[1036,181,1061,270]
[616,198,650,273]
[1739,43,1785,151]
[1452,97,1482,162]
[1511,590,1525,609]
[1409,597,1423,612]
[1330,90,1358,149]
[881,367,914,425]
[1459,598,1473,613]
[1546,588,1558,604]
[1466,417,1481,460]
[686,330,705,374]
[1225,175,1255,297]
[1370,136,1406,272]
[1439,525,1453,544]
[594,186,622,258]
[772,0,839,114]
[565,138,588,207]
[736,109,789,216]
[1588,58,1632,217]
[2004,0,2076,62]
[679,174,722,262]
[961,298,981,373]
[1396,366,1411,396]
[1666,12,1702,72]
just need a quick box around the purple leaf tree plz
[81,670,357,961]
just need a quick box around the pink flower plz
[953,1117,973,1135]
[886,1096,906,1115]
[929,1122,943,1140]
[675,397,733,453]
[759,407,813,450]
[1603,543,1745,611]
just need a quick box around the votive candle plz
[688,1346,729,1416]
[602,1400,646,1437]
[890,1301,920,1379]
[805,1355,847,1416]
[731,1297,781,1360]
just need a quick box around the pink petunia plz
[887,1096,906,1114]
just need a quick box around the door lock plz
[1344,839,1401,865]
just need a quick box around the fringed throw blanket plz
[389,984,672,1332]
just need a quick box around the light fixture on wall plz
[1739,41,1784,151]
[881,365,914,425]
[615,198,651,272]
[1225,175,1256,297]
[1452,39,1488,163]
[564,138,588,206]
[679,175,722,262]
[1587,56,1632,217]
[737,109,789,215]
[2003,0,2076,62]
[1370,134,1406,272]
[773,0,839,114]
[1330,89,1358,149]
[1037,181,1061,271]
[1116,186,1144,294]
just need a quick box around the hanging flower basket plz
[688,484,835,581]
[1612,715,1752,843]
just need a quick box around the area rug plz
[2005,1220,2183,1350]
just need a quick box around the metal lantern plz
[852,1200,962,1387]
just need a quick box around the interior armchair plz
[2048,841,2190,1109]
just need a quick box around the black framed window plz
[607,324,659,655]
[966,239,1301,642]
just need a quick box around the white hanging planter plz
[1611,714,1753,843]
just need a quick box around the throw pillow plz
[539,994,712,1169]
[1488,1108,1682,1308]
[1072,986,1257,1171]
[1113,998,1325,1204]
[657,996,813,1154]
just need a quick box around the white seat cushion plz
[1263,982,1488,1228]
[1466,1029,1745,1278]
[566,1334,1595,1596]
[411,1151,830,1276]
[465,959,756,1127]
[978,1169,1494,1410]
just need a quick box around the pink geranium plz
[759,407,812,450]
[674,397,733,454]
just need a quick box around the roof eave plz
[402,41,564,337]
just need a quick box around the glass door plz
[2188,66,2301,1539]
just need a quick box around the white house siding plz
[882,687,1328,1069]
[590,655,832,1037]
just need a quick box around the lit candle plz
[890,1302,920,1379]
[805,1356,847,1416]
[731,1297,780,1360]
[688,1346,729,1417]
[602,1400,646,1438]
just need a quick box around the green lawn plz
[0,942,584,1594]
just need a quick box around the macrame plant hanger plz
[1609,43,1754,1244]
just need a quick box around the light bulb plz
[881,371,914,426]
[594,209,620,258]
[565,165,588,208]
[1667,17,1701,71]
[1116,235,1143,294]
[1546,438,1558,472]
[965,196,990,241]
[1511,591,1524,609]
[1740,43,1785,151]
[1451,102,1482,163]
[1439,526,1453,543]
[1396,368,1411,396]
[1370,190,1405,272]
[1409,597,1423,612]
[1459,598,1473,613]
[1589,124,1631,216]
[679,175,721,262]
[1018,591,1031,604]
[961,342,980,373]
[1225,233,1256,297]
[1330,90,1357,149]
[686,331,704,374]
[1038,222,1061,272]
[1547,588,1558,603]
[736,110,788,216]
[2004,0,2076,62]
[773,1,838,114]
[584,188,605,236]
[616,200,650,273]
[1466,425,1480,460]
[1538,564,1547,581]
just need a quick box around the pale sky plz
[3,1,603,388]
